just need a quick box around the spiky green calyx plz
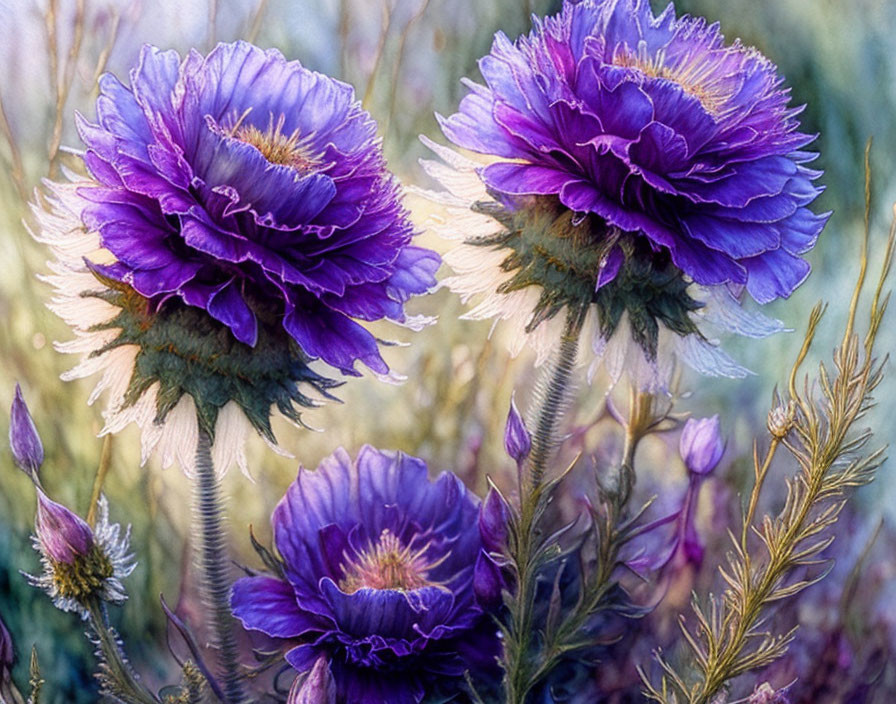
[471,196,703,359]
[83,269,341,441]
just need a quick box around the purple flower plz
[231,446,500,704]
[423,0,824,389]
[9,384,43,478]
[679,415,725,476]
[35,41,439,473]
[504,394,532,464]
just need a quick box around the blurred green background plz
[0,0,894,701]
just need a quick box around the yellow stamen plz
[614,40,735,115]
[339,529,447,593]
[228,111,320,173]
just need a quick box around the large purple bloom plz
[231,446,501,703]
[77,41,438,375]
[425,0,827,389]
[35,42,439,471]
[442,0,824,302]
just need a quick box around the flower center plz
[339,529,443,593]
[229,111,320,173]
[614,40,734,115]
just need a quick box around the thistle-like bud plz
[767,401,795,439]
[679,416,724,476]
[9,384,43,478]
[504,394,531,464]
[287,658,335,704]
[27,492,132,617]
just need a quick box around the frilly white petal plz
[211,401,251,480]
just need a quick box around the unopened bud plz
[36,490,94,565]
[9,384,43,478]
[767,401,795,439]
[287,657,335,704]
[504,394,531,464]
[679,416,724,476]
[479,487,510,553]
[35,491,113,604]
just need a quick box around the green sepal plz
[83,273,341,442]
[470,196,703,359]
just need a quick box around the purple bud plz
[0,613,13,672]
[679,416,724,476]
[287,657,335,704]
[479,487,510,553]
[35,490,95,564]
[9,384,43,477]
[504,394,531,464]
[473,551,504,608]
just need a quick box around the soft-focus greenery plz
[0,0,894,701]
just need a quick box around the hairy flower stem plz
[504,307,585,704]
[527,307,586,488]
[193,430,245,704]
[86,600,158,704]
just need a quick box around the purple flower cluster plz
[441,0,826,305]
[77,41,438,376]
[231,446,501,703]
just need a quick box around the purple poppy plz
[423,0,826,389]
[231,446,501,704]
[37,41,439,472]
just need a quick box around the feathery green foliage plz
[642,149,896,704]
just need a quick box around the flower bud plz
[504,394,531,464]
[9,384,43,478]
[27,493,132,616]
[287,657,335,704]
[479,487,510,553]
[679,416,724,476]
[767,401,795,439]
[36,490,95,565]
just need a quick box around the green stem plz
[505,307,585,704]
[193,430,245,704]
[86,600,159,704]
[526,308,585,489]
